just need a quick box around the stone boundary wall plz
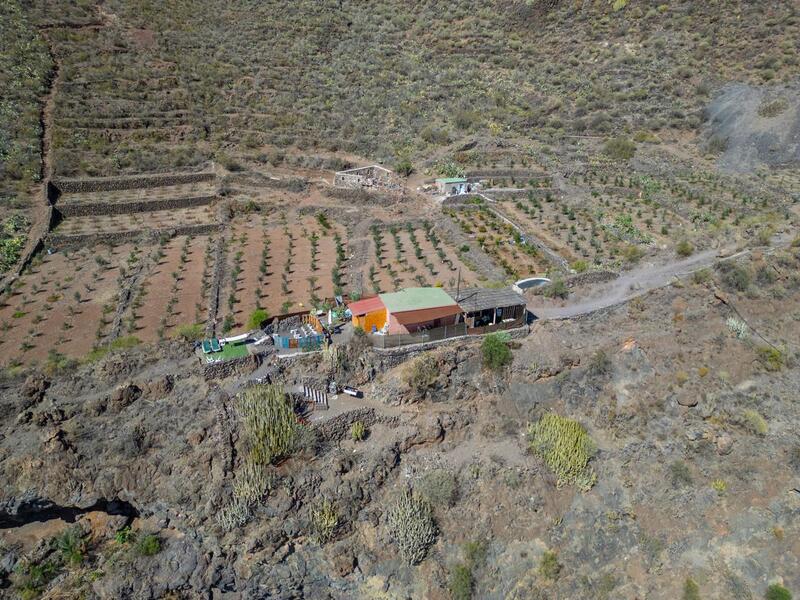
[202,352,269,381]
[371,324,530,370]
[441,194,486,208]
[465,170,550,180]
[206,234,227,337]
[205,202,232,337]
[312,407,399,443]
[56,195,216,218]
[528,270,619,295]
[53,171,215,194]
[46,223,221,250]
[0,200,55,293]
[481,188,562,198]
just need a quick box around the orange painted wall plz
[353,309,387,332]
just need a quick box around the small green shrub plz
[350,420,367,441]
[539,550,561,581]
[588,349,612,376]
[114,526,134,545]
[543,279,569,299]
[136,534,161,556]
[449,563,474,600]
[742,409,768,436]
[682,577,701,600]
[175,323,204,341]
[765,584,792,600]
[692,268,711,284]
[603,137,636,161]
[247,308,269,330]
[396,159,413,176]
[756,345,785,372]
[669,461,693,487]
[481,331,512,370]
[528,413,597,490]
[676,240,694,257]
[571,259,589,273]
[418,469,459,507]
[55,528,85,565]
[718,263,751,292]
[403,352,440,397]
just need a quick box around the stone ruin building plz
[333,165,397,190]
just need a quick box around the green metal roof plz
[379,287,458,313]
[436,177,467,184]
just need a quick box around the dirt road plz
[527,247,745,320]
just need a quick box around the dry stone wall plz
[202,352,270,381]
[53,171,215,194]
[56,195,216,218]
[312,407,399,443]
[47,223,221,250]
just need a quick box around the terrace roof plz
[447,287,527,313]
[436,177,467,184]
[379,287,459,314]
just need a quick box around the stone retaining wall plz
[481,188,562,198]
[53,171,214,194]
[202,352,268,381]
[313,407,399,443]
[465,169,550,180]
[371,324,529,370]
[47,223,221,250]
[0,199,55,293]
[56,195,216,218]
[529,270,619,295]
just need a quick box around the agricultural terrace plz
[0,244,137,366]
[52,205,216,237]
[360,221,482,295]
[217,213,348,332]
[126,235,211,342]
[56,181,217,207]
[445,206,553,280]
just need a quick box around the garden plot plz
[0,244,136,365]
[128,235,211,342]
[494,194,661,268]
[57,181,217,207]
[218,215,347,331]
[360,222,481,295]
[446,208,552,280]
[52,205,216,237]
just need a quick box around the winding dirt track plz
[527,233,794,320]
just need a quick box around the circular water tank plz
[513,277,551,293]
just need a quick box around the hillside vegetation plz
[26,0,799,177]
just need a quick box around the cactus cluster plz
[238,384,297,464]
[528,413,597,491]
[726,316,749,340]
[310,499,339,544]
[233,459,274,505]
[386,490,438,565]
[216,497,250,531]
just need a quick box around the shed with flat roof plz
[448,286,527,328]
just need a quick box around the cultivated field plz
[52,206,216,237]
[218,214,347,329]
[360,222,482,294]
[0,244,134,365]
